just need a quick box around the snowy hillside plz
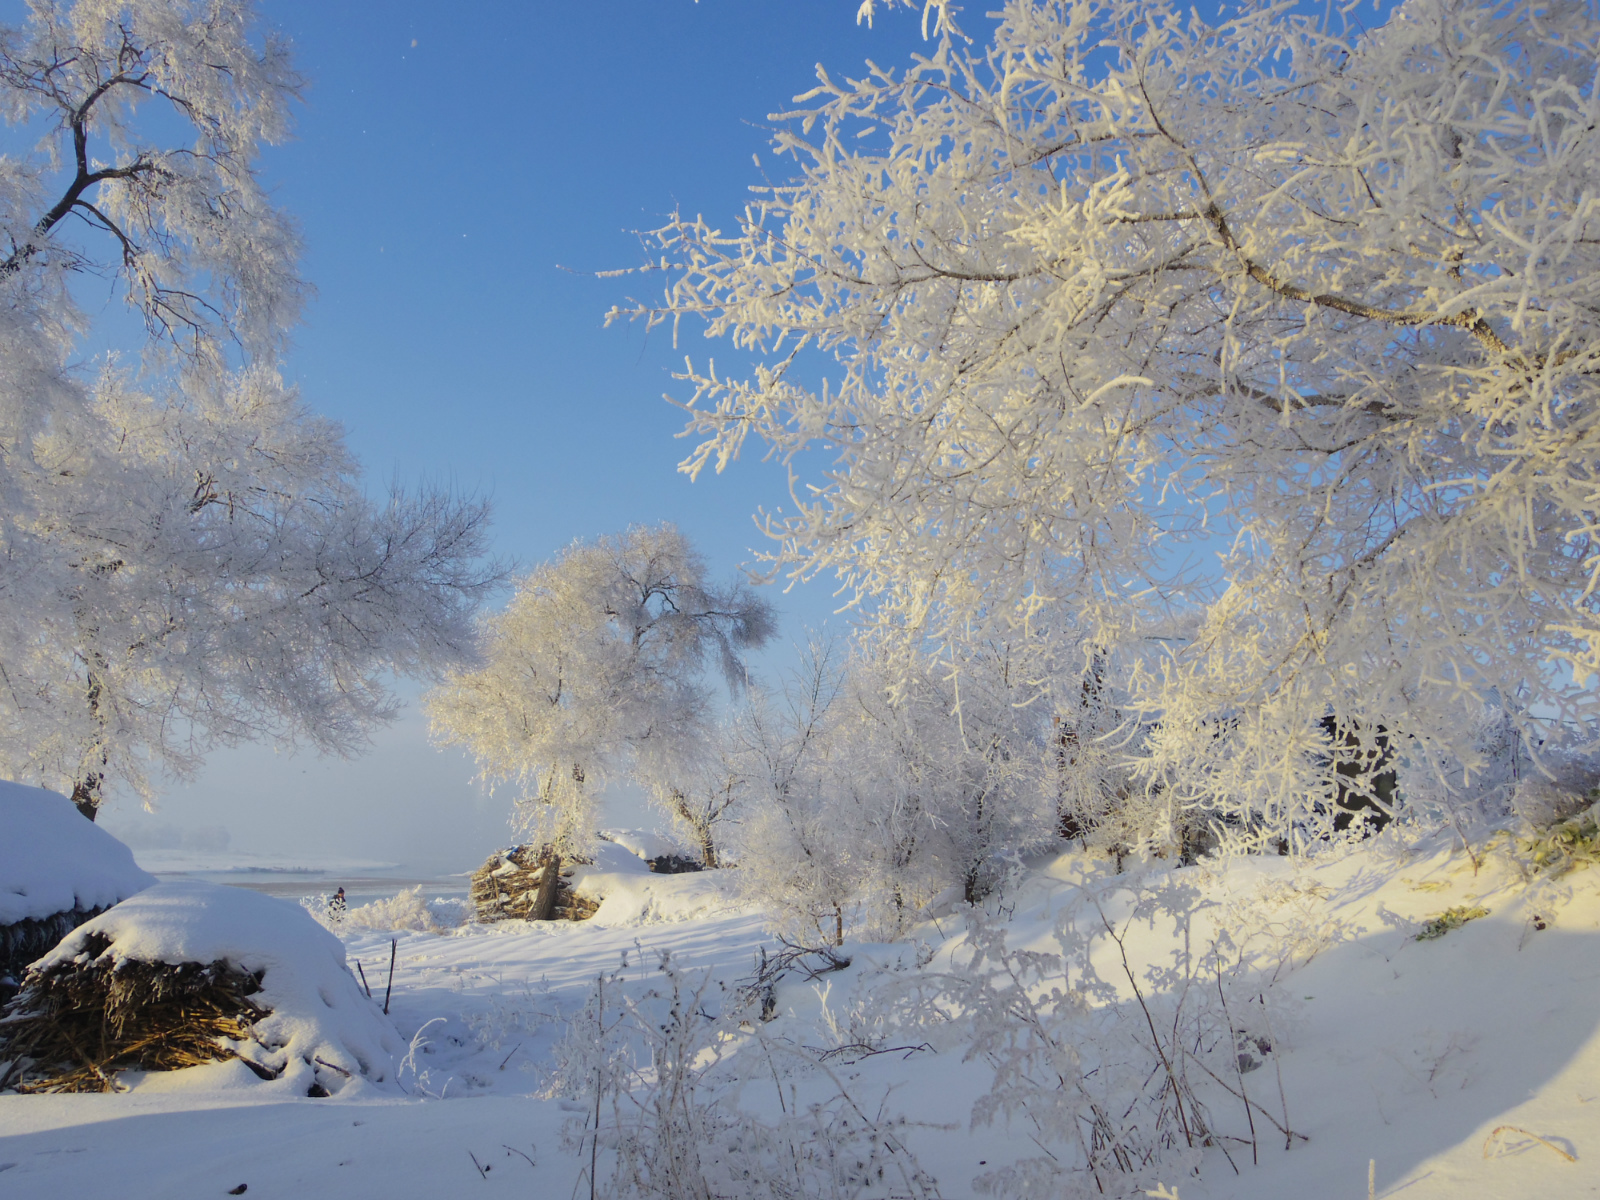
[2,829,1597,1199]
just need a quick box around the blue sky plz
[254,0,927,576]
[108,1,945,869]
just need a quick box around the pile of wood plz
[0,933,271,1093]
[469,845,597,923]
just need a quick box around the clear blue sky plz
[257,0,932,576]
[111,2,944,869]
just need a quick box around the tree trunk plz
[670,788,720,869]
[70,774,102,822]
[529,847,562,922]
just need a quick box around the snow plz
[0,781,155,926]
[567,840,737,924]
[34,881,405,1096]
[598,827,683,861]
[3,841,1600,1199]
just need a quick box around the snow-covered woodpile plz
[0,782,155,1001]
[0,881,403,1095]
[469,846,597,923]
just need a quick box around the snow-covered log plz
[0,782,155,997]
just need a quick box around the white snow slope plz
[0,782,154,925]
[2,830,1598,1200]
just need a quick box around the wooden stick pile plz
[469,845,598,923]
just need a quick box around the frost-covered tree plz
[0,0,502,816]
[662,725,748,868]
[426,524,776,853]
[847,644,1055,913]
[728,636,859,941]
[733,637,1056,941]
[620,0,1600,840]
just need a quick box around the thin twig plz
[591,973,602,1200]
[1094,898,1197,1148]
[1258,994,1294,1150]
[817,1041,934,1063]
[502,1144,536,1170]
[1214,954,1259,1165]
[1183,1050,1306,1142]
[312,1056,353,1078]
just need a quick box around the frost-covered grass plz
[4,835,1600,1199]
[1517,803,1600,877]
[340,887,471,935]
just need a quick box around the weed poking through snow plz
[1414,906,1490,941]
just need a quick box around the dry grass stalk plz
[1482,1124,1577,1163]
[0,932,273,1093]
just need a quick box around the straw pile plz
[0,909,108,1005]
[470,845,598,922]
[0,932,272,1093]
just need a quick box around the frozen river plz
[126,851,475,908]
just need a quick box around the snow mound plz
[583,840,656,876]
[598,828,684,861]
[568,846,741,925]
[37,881,405,1094]
[0,780,155,925]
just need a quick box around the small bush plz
[344,886,470,934]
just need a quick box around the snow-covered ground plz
[3,831,1599,1199]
